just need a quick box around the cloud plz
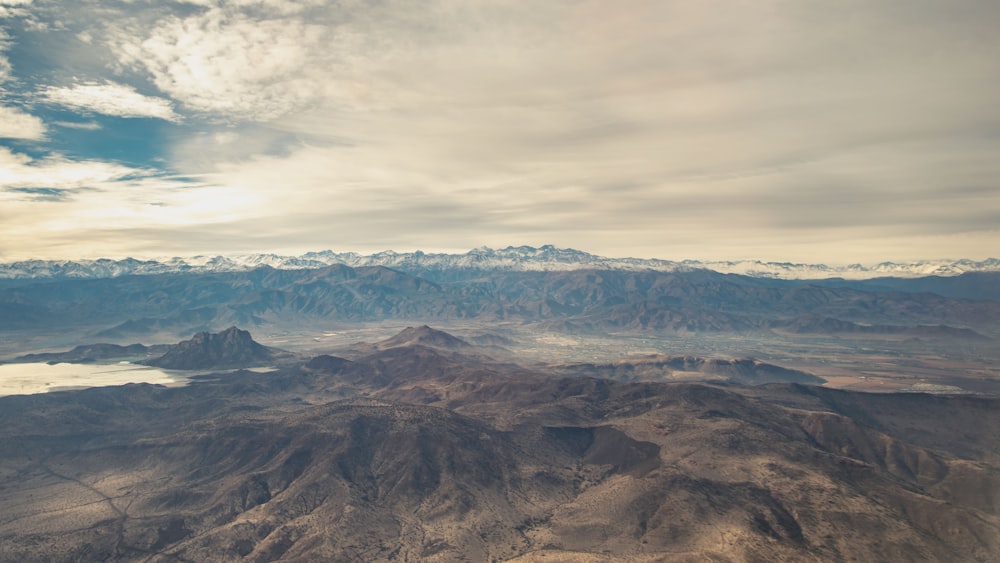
[40,81,180,121]
[0,29,12,81]
[7,186,81,201]
[0,147,141,190]
[111,7,326,120]
[2,0,999,262]
[0,105,45,139]
[91,0,992,263]
[187,123,999,262]
[0,0,32,19]
[106,1,567,122]
[53,120,101,130]
[172,0,328,15]
[0,26,44,141]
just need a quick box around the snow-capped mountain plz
[686,257,1000,279]
[1,246,998,281]
[298,245,688,273]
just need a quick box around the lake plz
[0,362,187,396]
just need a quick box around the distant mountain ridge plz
[3,263,998,341]
[2,245,998,281]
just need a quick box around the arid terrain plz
[1,324,998,562]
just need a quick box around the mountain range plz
[3,262,998,353]
[2,245,999,281]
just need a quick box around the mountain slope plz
[0,337,998,561]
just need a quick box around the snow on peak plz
[1,248,998,281]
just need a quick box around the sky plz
[0,0,998,265]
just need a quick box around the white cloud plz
[107,1,550,122]
[53,120,101,130]
[41,81,180,121]
[0,105,45,139]
[112,8,325,120]
[0,30,11,82]
[0,0,32,19]
[0,147,138,189]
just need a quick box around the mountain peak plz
[145,326,276,370]
[377,325,471,351]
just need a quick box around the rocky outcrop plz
[145,327,277,370]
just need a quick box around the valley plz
[228,321,1000,395]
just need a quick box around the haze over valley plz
[4,246,998,395]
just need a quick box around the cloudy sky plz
[1,0,998,264]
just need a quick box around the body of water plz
[0,362,187,396]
